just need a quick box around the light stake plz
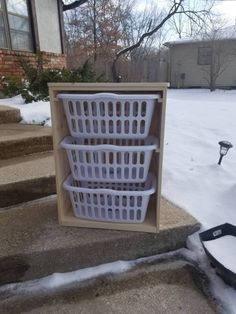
[218,141,233,165]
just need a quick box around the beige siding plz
[169,41,236,88]
[34,0,62,54]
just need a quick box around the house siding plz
[169,41,236,88]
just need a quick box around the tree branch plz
[114,0,184,62]
[62,0,88,12]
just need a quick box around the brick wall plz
[0,49,66,80]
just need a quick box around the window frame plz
[197,47,212,66]
[0,0,10,48]
[0,0,35,52]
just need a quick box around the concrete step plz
[0,259,218,314]
[0,124,52,160]
[0,195,200,284]
[0,105,21,124]
[0,152,55,207]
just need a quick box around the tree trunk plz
[210,54,216,92]
[93,0,97,63]
[210,81,216,92]
[112,59,118,82]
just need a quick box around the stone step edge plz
[0,176,56,208]
[0,135,53,160]
[0,106,21,124]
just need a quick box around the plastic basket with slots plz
[61,135,159,182]
[63,173,156,223]
[57,93,158,138]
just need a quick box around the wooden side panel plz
[49,83,168,233]
[49,90,71,223]
[156,89,167,231]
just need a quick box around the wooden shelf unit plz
[49,83,168,233]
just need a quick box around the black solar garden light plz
[218,141,233,165]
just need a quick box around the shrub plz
[2,52,103,103]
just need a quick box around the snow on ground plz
[0,95,51,126]
[163,89,236,314]
[163,89,236,228]
[0,89,236,312]
[203,235,236,273]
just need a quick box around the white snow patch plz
[38,260,131,290]
[203,236,236,273]
[163,89,236,228]
[0,95,51,126]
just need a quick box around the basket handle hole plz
[76,101,81,115]
[68,101,74,115]
[116,101,121,117]
[133,101,139,117]
[141,101,147,117]
[130,209,135,220]
[137,209,142,220]
[108,101,113,117]
[124,101,130,117]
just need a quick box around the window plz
[198,47,212,65]
[0,0,33,51]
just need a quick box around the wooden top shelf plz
[48,82,170,91]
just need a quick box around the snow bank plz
[163,89,236,228]
[203,235,236,273]
[0,95,51,126]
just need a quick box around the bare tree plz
[64,0,135,70]
[62,0,88,12]
[169,0,215,39]
[63,0,215,82]
[111,0,214,81]
[200,19,235,91]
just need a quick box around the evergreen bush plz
[1,52,102,103]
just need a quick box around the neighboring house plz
[164,26,236,89]
[0,0,66,81]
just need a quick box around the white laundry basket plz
[61,136,159,182]
[63,173,156,223]
[57,93,159,138]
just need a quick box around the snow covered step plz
[0,123,52,160]
[0,105,21,124]
[0,259,217,314]
[0,152,55,207]
[0,195,200,284]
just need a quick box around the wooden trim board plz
[49,83,167,233]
